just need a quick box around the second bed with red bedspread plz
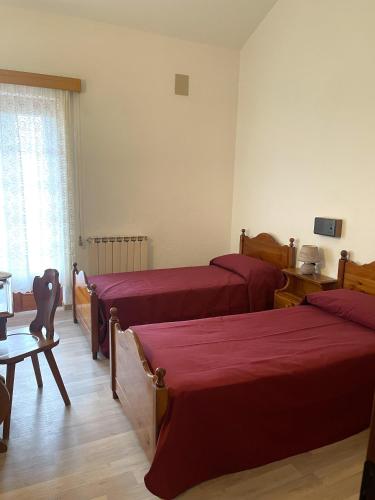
[131,289,375,498]
[90,253,285,356]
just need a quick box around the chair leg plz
[3,363,16,441]
[31,354,43,388]
[44,349,70,406]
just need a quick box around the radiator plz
[87,236,148,275]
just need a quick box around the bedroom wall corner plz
[231,0,375,276]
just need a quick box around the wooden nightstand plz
[274,268,338,309]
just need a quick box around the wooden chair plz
[0,269,70,447]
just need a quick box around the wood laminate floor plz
[0,309,367,499]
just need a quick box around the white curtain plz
[0,83,78,303]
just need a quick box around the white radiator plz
[87,236,148,275]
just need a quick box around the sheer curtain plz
[0,83,78,303]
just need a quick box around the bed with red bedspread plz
[124,289,375,498]
[73,231,296,359]
[92,254,285,356]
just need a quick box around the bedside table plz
[274,268,338,309]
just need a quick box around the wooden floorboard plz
[0,309,367,499]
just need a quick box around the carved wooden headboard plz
[338,250,375,295]
[239,229,296,270]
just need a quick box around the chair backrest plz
[29,269,61,339]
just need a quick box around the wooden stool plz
[0,269,70,447]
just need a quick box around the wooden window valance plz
[0,69,81,92]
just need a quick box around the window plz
[0,83,78,303]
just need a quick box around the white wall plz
[232,0,375,276]
[0,5,239,269]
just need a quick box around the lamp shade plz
[298,245,320,264]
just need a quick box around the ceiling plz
[0,0,278,49]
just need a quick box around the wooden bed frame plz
[110,250,375,463]
[347,253,375,500]
[73,230,296,359]
[361,395,375,499]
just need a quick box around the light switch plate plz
[175,74,189,96]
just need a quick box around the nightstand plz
[274,268,338,309]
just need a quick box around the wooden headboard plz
[338,250,375,295]
[239,229,296,270]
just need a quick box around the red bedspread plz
[134,305,375,498]
[90,258,283,356]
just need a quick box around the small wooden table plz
[274,268,338,309]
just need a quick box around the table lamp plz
[298,246,320,275]
[0,272,13,341]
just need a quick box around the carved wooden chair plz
[0,269,70,447]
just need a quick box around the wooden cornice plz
[0,69,81,92]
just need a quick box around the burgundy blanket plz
[89,256,284,356]
[134,304,375,498]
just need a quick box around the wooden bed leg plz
[360,460,375,499]
[109,307,119,396]
[337,250,348,288]
[360,392,375,499]
[239,229,246,254]
[155,367,166,388]
[72,263,78,324]
[90,284,99,360]
[73,266,98,360]
[288,238,296,268]
[154,367,168,438]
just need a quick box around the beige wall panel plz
[0,5,240,271]
[232,0,375,276]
